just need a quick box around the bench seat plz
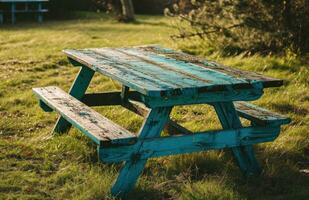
[33,86,137,147]
[234,101,291,126]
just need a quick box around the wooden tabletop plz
[64,45,283,97]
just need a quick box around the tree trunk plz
[120,0,135,22]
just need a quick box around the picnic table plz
[33,45,290,198]
[0,0,48,24]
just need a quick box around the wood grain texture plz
[33,86,136,146]
[234,101,291,126]
[81,93,193,136]
[111,107,173,198]
[63,45,283,99]
[80,92,290,134]
[99,126,280,163]
[141,88,263,107]
[138,45,283,88]
[213,102,261,176]
[81,87,264,108]
[52,66,95,134]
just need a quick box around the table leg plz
[11,2,16,24]
[38,2,43,23]
[213,102,261,176]
[0,13,3,24]
[120,85,129,102]
[111,106,172,198]
[52,66,95,134]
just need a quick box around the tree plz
[100,0,135,22]
[120,0,135,22]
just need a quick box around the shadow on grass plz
[271,102,308,116]
[127,19,171,27]
[0,13,171,33]
[237,148,309,199]
[137,146,309,199]
[127,187,171,200]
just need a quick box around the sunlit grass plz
[0,13,308,199]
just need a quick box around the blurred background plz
[46,0,309,55]
[48,0,171,17]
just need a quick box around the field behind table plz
[0,13,308,200]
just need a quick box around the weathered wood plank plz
[77,83,263,110]
[64,45,283,99]
[120,48,251,87]
[52,66,95,134]
[78,80,263,108]
[80,92,202,136]
[138,45,283,88]
[79,92,289,135]
[111,106,173,198]
[234,101,291,126]
[64,49,173,97]
[213,102,261,175]
[121,99,191,135]
[98,126,280,163]
[33,86,137,146]
[92,48,209,88]
[142,88,263,107]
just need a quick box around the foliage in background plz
[78,0,135,22]
[47,0,170,19]
[48,0,93,18]
[133,0,173,15]
[166,0,309,55]
[93,0,172,22]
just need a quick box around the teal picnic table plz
[33,45,290,198]
[0,0,48,24]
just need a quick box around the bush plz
[167,0,309,55]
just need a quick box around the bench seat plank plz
[33,86,137,146]
[234,101,291,126]
[63,45,283,98]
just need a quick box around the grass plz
[0,13,308,199]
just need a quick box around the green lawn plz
[0,13,308,200]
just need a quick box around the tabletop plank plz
[138,45,283,88]
[64,45,283,97]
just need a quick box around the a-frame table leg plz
[52,66,95,134]
[111,106,173,198]
[38,2,43,23]
[213,102,261,176]
[11,2,16,25]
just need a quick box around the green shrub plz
[167,0,309,55]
